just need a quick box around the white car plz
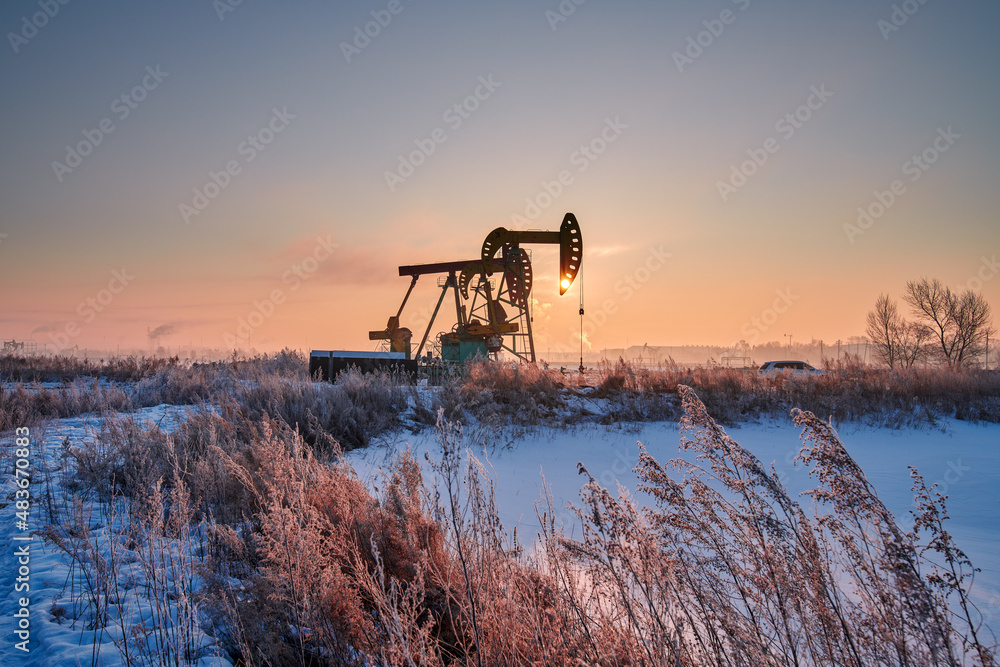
[758,360,823,374]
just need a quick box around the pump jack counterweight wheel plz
[558,213,583,295]
[504,247,533,305]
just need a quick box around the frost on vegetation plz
[0,353,998,665]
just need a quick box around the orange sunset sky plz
[2,1,998,356]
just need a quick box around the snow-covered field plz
[351,417,1000,629]
[0,406,231,667]
[2,400,998,664]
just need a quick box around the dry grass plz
[0,379,132,431]
[592,357,1000,426]
[5,353,998,436]
[453,360,567,425]
[0,353,185,383]
[0,350,408,450]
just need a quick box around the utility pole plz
[784,333,792,356]
[578,271,585,375]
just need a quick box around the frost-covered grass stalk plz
[547,385,997,665]
[128,470,203,665]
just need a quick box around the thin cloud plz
[588,244,632,258]
[148,323,179,340]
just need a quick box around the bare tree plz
[867,294,901,368]
[866,294,930,369]
[904,278,995,367]
[903,278,954,363]
[897,319,930,368]
[952,290,995,366]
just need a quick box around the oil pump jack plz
[368,212,582,364]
